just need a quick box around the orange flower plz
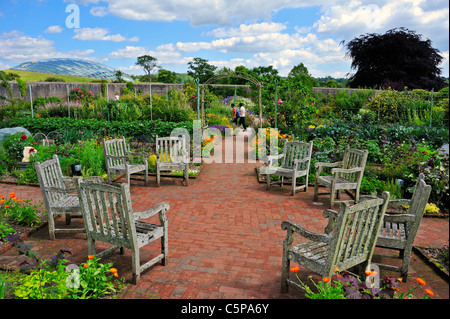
[12,197,17,201]
[9,192,15,198]
[110,268,118,273]
[333,267,339,273]
[18,199,23,202]
[114,272,119,278]
[290,266,300,273]
[323,277,331,283]
[365,270,377,276]
[397,277,403,282]
[416,278,426,286]
[392,287,400,291]
[4,205,10,208]
[425,289,434,296]
[83,264,89,269]
[88,255,95,259]
[0,199,5,203]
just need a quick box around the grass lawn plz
[1,69,102,83]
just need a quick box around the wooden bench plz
[35,155,102,240]
[259,141,313,196]
[155,135,189,187]
[75,179,169,284]
[281,192,390,293]
[376,173,432,281]
[103,137,148,186]
[313,147,368,208]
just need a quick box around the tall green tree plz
[187,58,217,83]
[344,28,446,91]
[136,55,160,120]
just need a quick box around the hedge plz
[0,117,194,140]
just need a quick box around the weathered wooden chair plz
[75,179,169,284]
[103,137,148,186]
[281,192,390,293]
[313,147,368,208]
[35,155,102,240]
[376,174,431,281]
[259,141,313,195]
[155,135,189,187]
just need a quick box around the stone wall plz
[0,82,185,104]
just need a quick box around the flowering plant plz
[2,133,37,162]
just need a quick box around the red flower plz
[29,148,36,153]
[21,134,28,140]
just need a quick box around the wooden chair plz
[75,179,169,284]
[313,147,368,208]
[155,135,189,187]
[103,137,148,186]
[376,174,432,281]
[259,141,313,195]
[281,192,390,293]
[35,155,102,240]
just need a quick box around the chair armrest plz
[315,161,342,176]
[322,209,338,235]
[281,220,331,244]
[331,167,363,175]
[135,202,170,221]
[46,186,73,194]
[383,213,416,223]
[314,161,343,169]
[387,199,411,209]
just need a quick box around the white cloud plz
[72,27,138,42]
[44,25,63,34]
[90,6,109,17]
[0,31,95,63]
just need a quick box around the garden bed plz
[414,246,449,281]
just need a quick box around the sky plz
[0,0,448,79]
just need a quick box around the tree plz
[344,28,446,91]
[136,55,159,120]
[187,57,217,83]
[158,69,177,83]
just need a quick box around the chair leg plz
[48,212,56,240]
[156,166,160,187]
[313,180,319,201]
[292,176,296,196]
[281,251,290,293]
[280,176,284,187]
[131,247,141,285]
[267,174,271,190]
[145,167,148,186]
[400,248,411,282]
[87,237,96,256]
[330,190,335,208]
[184,163,189,186]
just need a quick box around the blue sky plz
[0,0,448,79]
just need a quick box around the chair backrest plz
[35,155,67,205]
[406,173,432,235]
[326,191,390,272]
[103,137,127,168]
[76,180,136,247]
[340,147,368,182]
[156,135,188,164]
[281,141,313,171]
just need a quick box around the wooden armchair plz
[259,141,313,195]
[75,179,169,284]
[155,135,189,187]
[313,147,368,208]
[281,192,390,293]
[376,174,431,281]
[103,137,148,186]
[35,155,102,240]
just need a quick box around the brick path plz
[0,131,448,299]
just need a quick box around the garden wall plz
[0,82,185,104]
[312,87,379,95]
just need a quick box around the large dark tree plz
[344,28,446,91]
[187,57,217,83]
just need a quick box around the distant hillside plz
[1,69,103,83]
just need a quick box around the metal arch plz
[200,71,263,128]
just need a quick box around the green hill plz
[1,69,105,83]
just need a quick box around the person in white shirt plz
[238,103,247,131]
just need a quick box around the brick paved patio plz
[0,132,448,300]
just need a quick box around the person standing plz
[238,103,247,131]
[231,103,239,125]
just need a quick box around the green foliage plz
[2,133,36,162]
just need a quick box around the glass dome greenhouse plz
[11,58,133,82]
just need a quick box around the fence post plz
[29,85,34,118]
[429,88,434,127]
